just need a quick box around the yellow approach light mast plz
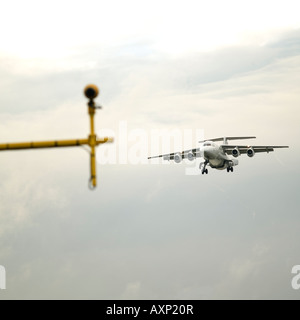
[0,84,114,190]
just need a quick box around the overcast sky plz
[0,0,300,299]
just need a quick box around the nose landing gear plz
[227,167,234,173]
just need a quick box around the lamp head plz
[84,84,99,100]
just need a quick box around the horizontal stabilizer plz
[199,136,256,144]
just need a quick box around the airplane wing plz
[148,148,201,160]
[221,145,289,155]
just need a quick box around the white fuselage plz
[202,142,237,170]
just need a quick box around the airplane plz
[148,136,289,174]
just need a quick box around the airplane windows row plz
[203,142,212,146]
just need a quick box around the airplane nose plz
[204,147,214,159]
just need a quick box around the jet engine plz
[247,147,255,157]
[232,147,240,158]
[174,153,182,163]
[187,151,195,161]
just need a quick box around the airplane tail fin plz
[199,136,256,145]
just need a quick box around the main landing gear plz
[202,168,208,175]
[200,160,209,174]
[227,167,234,173]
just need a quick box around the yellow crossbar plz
[0,137,113,151]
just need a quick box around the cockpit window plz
[203,142,212,146]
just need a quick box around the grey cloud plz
[1,29,299,116]
[1,162,299,299]
[109,29,300,94]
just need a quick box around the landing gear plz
[202,168,208,175]
[227,167,233,173]
[200,160,209,174]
